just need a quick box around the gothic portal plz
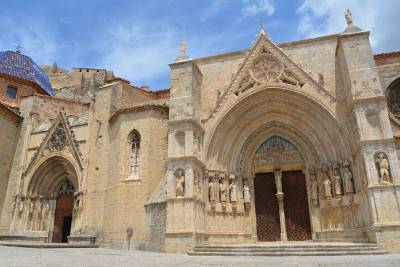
[1,11,400,253]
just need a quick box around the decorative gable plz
[234,46,305,96]
[24,110,83,176]
[205,29,335,121]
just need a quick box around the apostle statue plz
[175,170,185,198]
[331,163,343,196]
[343,161,355,194]
[375,153,391,185]
[229,174,237,204]
[208,174,216,203]
[321,165,332,199]
[310,171,319,205]
[243,179,251,204]
[219,174,227,203]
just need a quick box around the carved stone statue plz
[376,153,391,185]
[29,199,35,214]
[41,201,50,231]
[331,163,343,196]
[219,174,227,203]
[343,161,355,194]
[310,172,319,205]
[208,174,216,203]
[243,179,251,204]
[11,195,17,211]
[35,197,43,230]
[322,165,332,199]
[345,9,353,26]
[175,170,185,197]
[274,169,283,194]
[229,174,237,203]
[18,197,25,214]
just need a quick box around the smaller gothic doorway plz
[52,193,73,243]
[51,179,75,243]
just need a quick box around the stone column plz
[274,170,287,241]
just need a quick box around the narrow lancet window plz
[129,130,141,179]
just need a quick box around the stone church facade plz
[1,13,400,253]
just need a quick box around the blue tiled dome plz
[0,51,53,95]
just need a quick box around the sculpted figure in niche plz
[375,153,391,185]
[42,201,50,231]
[175,169,185,198]
[219,174,227,203]
[274,169,283,194]
[208,174,216,203]
[343,161,355,194]
[243,179,251,203]
[331,163,343,196]
[29,198,35,214]
[321,166,332,199]
[310,171,319,205]
[229,174,237,203]
[18,197,25,214]
[35,197,43,230]
[11,195,18,211]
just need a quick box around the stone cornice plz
[352,95,386,105]
[109,103,169,123]
[0,101,22,123]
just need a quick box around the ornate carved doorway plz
[254,173,280,241]
[282,170,311,241]
[252,136,312,242]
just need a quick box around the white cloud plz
[242,0,275,17]
[0,17,58,64]
[296,0,400,52]
[97,20,179,87]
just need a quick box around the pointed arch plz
[128,129,141,179]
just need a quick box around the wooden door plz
[282,170,312,241]
[254,173,281,241]
[52,193,73,243]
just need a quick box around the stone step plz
[0,242,98,249]
[189,242,387,256]
[188,250,388,256]
[193,246,381,252]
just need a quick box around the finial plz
[344,9,353,26]
[175,39,189,61]
[16,44,22,54]
[259,23,266,36]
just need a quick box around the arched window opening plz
[129,130,141,179]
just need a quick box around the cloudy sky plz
[0,0,398,89]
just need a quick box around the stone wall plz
[0,111,20,219]
[100,109,168,249]
[0,76,46,108]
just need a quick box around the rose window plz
[250,54,283,83]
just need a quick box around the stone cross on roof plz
[15,44,22,54]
